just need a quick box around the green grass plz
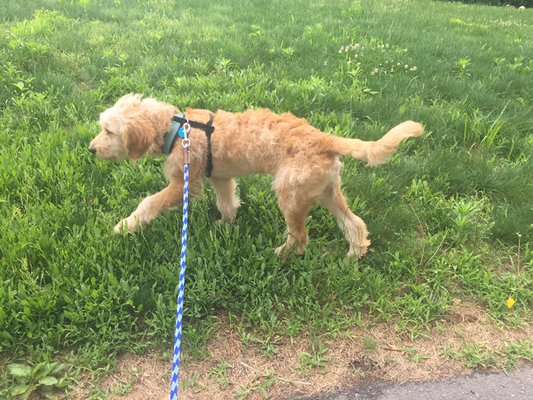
[443,339,533,370]
[1,0,532,397]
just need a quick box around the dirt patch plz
[75,300,532,399]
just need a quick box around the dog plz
[89,94,423,258]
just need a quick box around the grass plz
[443,339,533,370]
[0,0,532,398]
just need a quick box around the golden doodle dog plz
[89,94,423,258]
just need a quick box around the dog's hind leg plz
[114,181,184,233]
[318,181,371,258]
[274,186,313,257]
[211,177,240,223]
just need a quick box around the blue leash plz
[170,123,191,400]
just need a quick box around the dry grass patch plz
[76,300,532,399]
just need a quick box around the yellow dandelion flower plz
[506,297,516,309]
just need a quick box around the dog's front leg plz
[114,181,183,233]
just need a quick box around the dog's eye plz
[105,129,113,135]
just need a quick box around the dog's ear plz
[121,110,155,160]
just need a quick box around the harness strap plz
[170,113,215,177]
[204,113,214,178]
[172,114,215,135]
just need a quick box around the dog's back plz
[207,108,422,176]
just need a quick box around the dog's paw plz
[347,245,369,259]
[274,244,286,256]
[113,220,129,234]
[215,219,227,226]
[274,244,291,260]
[275,243,305,259]
[113,217,139,234]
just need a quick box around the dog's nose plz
[88,146,96,155]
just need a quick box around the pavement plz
[295,365,533,400]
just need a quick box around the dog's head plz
[89,94,177,161]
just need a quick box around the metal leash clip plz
[182,122,191,164]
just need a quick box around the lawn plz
[0,0,532,398]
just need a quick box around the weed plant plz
[0,0,532,397]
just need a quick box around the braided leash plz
[170,122,191,400]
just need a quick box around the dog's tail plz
[328,121,423,166]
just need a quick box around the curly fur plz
[89,94,423,258]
